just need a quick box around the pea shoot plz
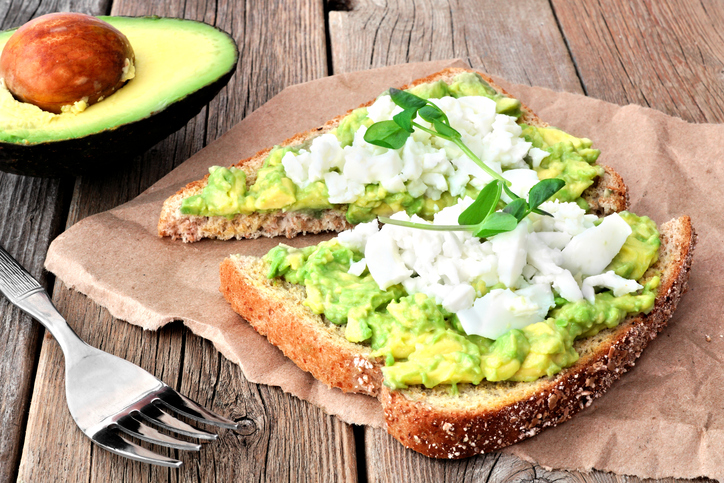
[364,88,565,238]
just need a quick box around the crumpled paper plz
[46,59,721,480]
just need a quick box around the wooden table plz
[0,1,718,481]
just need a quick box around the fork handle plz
[0,246,89,358]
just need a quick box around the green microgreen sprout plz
[364,87,520,200]
[379,178,565,238]
[365,88,566,239]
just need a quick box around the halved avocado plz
[0,16,239,177]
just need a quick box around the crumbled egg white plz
[339,200,642,340]
[501,169,541,202]
[490,221,529,288]
[581,271,642,303]
[561,213,632,275]
[282,94,542,205]
[458,285,554,340]
[282,90,642,339]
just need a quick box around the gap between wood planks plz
[547,0,587,94]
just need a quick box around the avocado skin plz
[0,18,239,178]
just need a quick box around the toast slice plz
[158,67,627,242]
[219,215,695,458]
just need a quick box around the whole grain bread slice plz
[158,67,627,242]
[219,215,695,458]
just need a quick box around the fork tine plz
[116,414,202,451]
[139,403,218,440]
[156,387,238,429]
[92,427,183,468]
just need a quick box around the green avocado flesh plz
[180,72,602,222]
[522,124,603,202]
[0,16,238,144]
[262,212,661,390]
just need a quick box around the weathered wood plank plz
[0,175,72,483]
[328,0,583,92]
[362,431,530,482]
[0,2,110,482]
[17,0,356,481]
[551,0,724,123]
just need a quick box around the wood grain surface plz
[552,0,724,123]
[0,175,71,483]
[0,3,109,482]
[329,0,583,92]
[0,0,718,481]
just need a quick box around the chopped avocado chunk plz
[262,212,661,390]
[289,181,333,211]
[522,125,604,201]
[551,276,659,340]
[419,191,461,219]
[494,96,522,117]
[331,107,373,147]
[180,166,247,217]
[607,211,660,280]
[481,329,531,381]
[254,177,296,210]
[181,148,333,216]
[346,184,425,224]
[446,72,498,97]
[265,145,297,167]
[266,240,404,326]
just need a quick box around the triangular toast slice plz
[158,67,627,242]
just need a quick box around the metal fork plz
[0,246,238,467]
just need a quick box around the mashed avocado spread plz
[262,211,660,390]
[180,72,603,222]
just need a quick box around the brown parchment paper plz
[45,59,722,480]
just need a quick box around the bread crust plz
[219,216,695,458]
[159,67,622,242]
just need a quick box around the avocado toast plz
[220,208,694,458]
[158,68,626,241]
[161,67,695,457]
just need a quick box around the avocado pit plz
[0,12,135,114]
